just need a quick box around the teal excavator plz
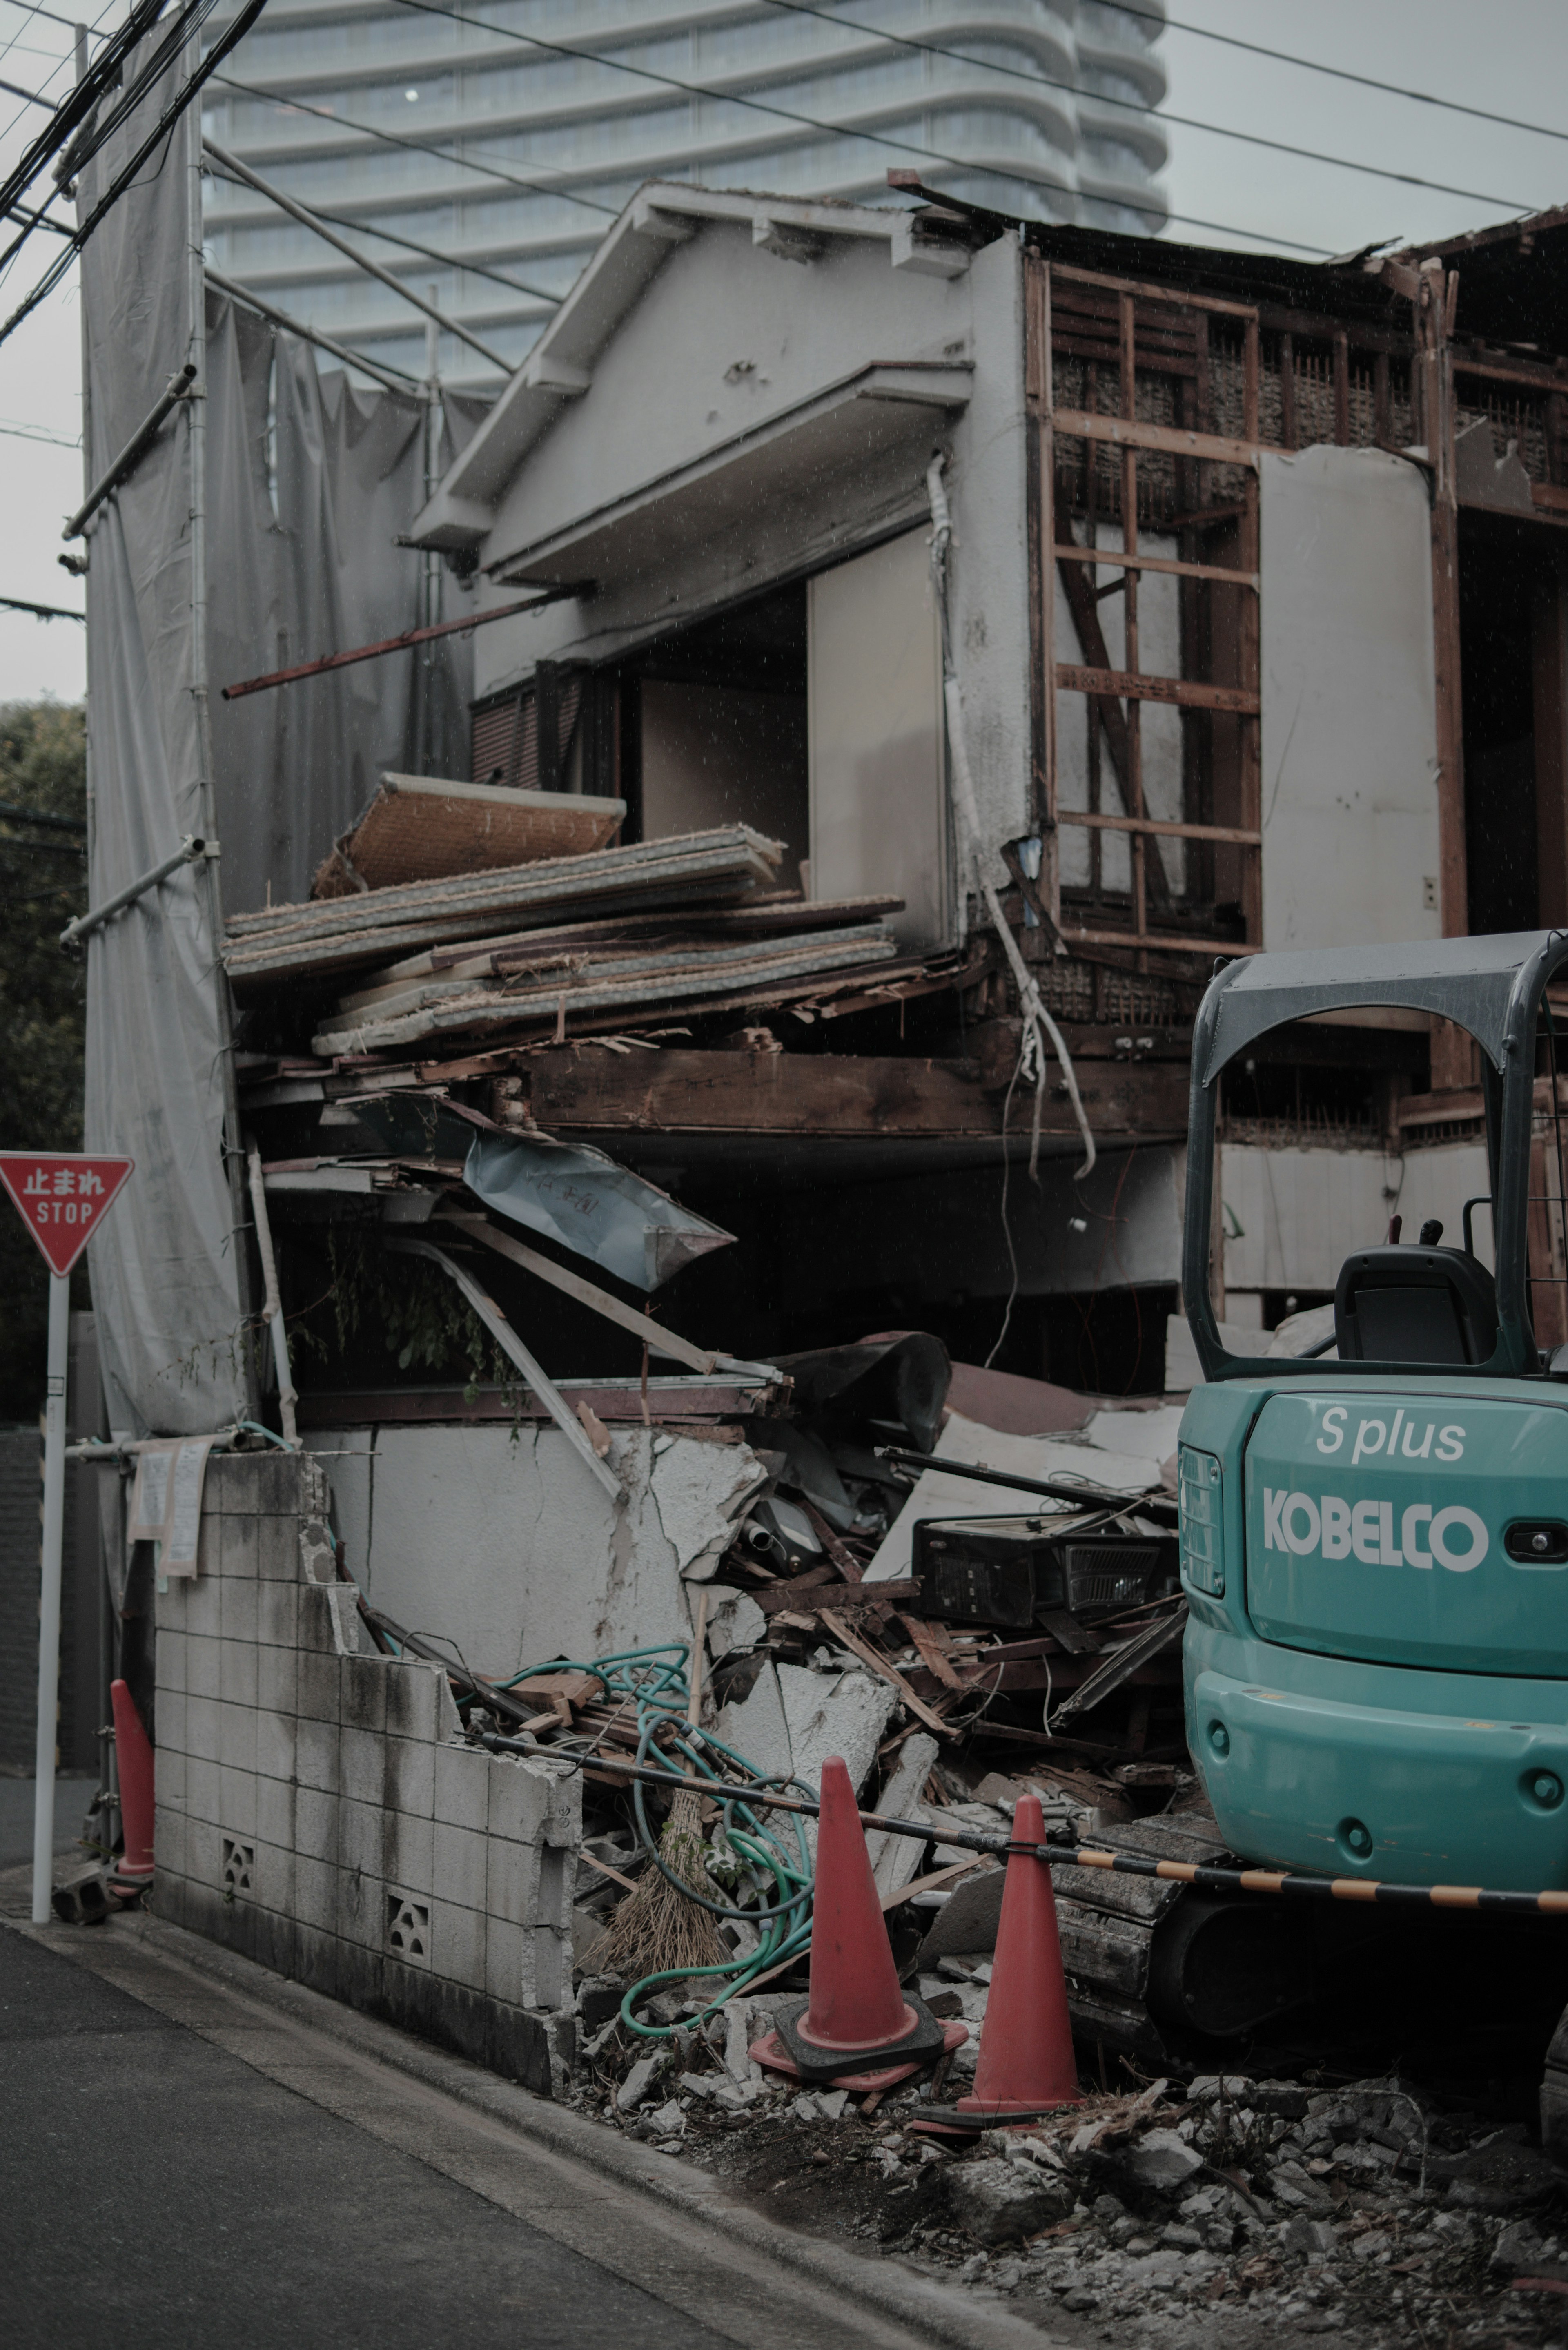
[1054,933,1568,2138]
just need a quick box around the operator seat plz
[1334,1246,1498,1365]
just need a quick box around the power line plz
[212,73,621,221]
[389,0,1330,255]
[0,591,84,620]
[0,414,78,444]
[1119,0,1568,150]
[754,0,1538,215]
[0,0,271,352]
[203,154,564,307]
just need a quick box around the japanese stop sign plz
[0,1152,134,1276]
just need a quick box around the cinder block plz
[384,1735,434,1821]
[527,1917,568,2012]
[214,1701,257,1774]
[295,1783,339,1866]
[432,1818,488,1911]
[185,1694,221,1764]
[186,1633,221,1703]
[298,1587,339,1656]
[218,1515,259,1580]
[431,1897,486,1992]
[295,1853,337,1933]
[256,1773,295,1851]
[195,1517,218,1579]
[295,1717,340,1795]
[296,1650,340,1725]
[219,1639,259,1711]
[256,1643,298,1718]
[256,1512,300,1581]
[434,1743,489,1833]
[220,1576,260,1644]
[154,1805,187,1879]
[486,1916,526,2006]
[218,1765,257,1839]
[486,1755,552,1845]
[183,1578,222,1638]
[157,1628,187,1695]
[340,1654,388,1735]
[385,1659,440,1744]
[254,1708,296,1786]
[254,1839,295,1916]
[384,1810,433,1897]
[339,1726,386,1809]
[337,1865,383,1951]
[256,1582,298,1649]
[339,1797,383,1880]
[185,1817,223,1889]
[486,1834,540,1930]
[158,1690,189,1758]
[156,1746,187,1810]
[185,1756,220,1825]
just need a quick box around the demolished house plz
[46,43,1568,2326]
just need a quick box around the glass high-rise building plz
[203,1,1169,388]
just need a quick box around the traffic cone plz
[751,1754,965,2090]
[109,1678,155,1894]
[913,1792,1082,2135]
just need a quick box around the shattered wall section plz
[153,1449,581,2092]
[306,1423,769,1672]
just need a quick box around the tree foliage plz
[0,702,87,1421]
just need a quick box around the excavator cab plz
[1179,931,1568,1895]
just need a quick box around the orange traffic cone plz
[750,1754,966,2091]
[913,1792,1082,2135]
[109,1678,155,1893]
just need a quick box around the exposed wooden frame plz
[1050,410,1262,470]
[1054,543,1257,590]
[1060,809,1262,847]
[1056,664,1261,716]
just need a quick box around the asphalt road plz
[0,1928,737,2350]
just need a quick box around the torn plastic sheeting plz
[463,1130,734,1292]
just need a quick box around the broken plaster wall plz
[153,1449,582,2092]
[303,1422,769,1674]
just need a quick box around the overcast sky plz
[0,0,1564,707]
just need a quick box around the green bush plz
[0,702,87,1422]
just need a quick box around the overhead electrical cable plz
[212,72,621,220]
[754,0,1539,214]
[1114,0,1568,149]
[0,0,271,352]
[202,153,564,306]
[0,0,173,224]
[388,0,1333,255]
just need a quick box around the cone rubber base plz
[764,1990,950,2085]
[751,2016,967,2094]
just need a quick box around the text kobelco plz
[1258,1410,1486,1572]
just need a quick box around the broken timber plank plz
[523,1048,1191,1139]
[817,1610,955,1741]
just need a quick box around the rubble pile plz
[565,2013,1568,2343]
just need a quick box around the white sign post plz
[0,1152,134,1922]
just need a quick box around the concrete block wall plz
[153,1449,581,2093]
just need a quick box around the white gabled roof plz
[414,180,973,548]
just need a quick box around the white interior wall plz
[808,526,948,945]
[1053,530,1183,896]
[639,680,808,890]
[1221,1141,1492,1298]
[307,1424,768,1678]
[1259,446,1441,952]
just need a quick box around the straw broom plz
[582,1592,727,1985]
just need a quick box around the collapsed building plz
[36,42,1568,2283]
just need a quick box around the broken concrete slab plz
[652,1434,770,1578]
[946,2156,1074,2243]
[865,1733,939,1897]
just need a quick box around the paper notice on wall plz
[127,1436,216,1575]
[128,1441,180,1543]
[163,1437,216,1576]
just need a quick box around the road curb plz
[11,1906,1056,2350]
